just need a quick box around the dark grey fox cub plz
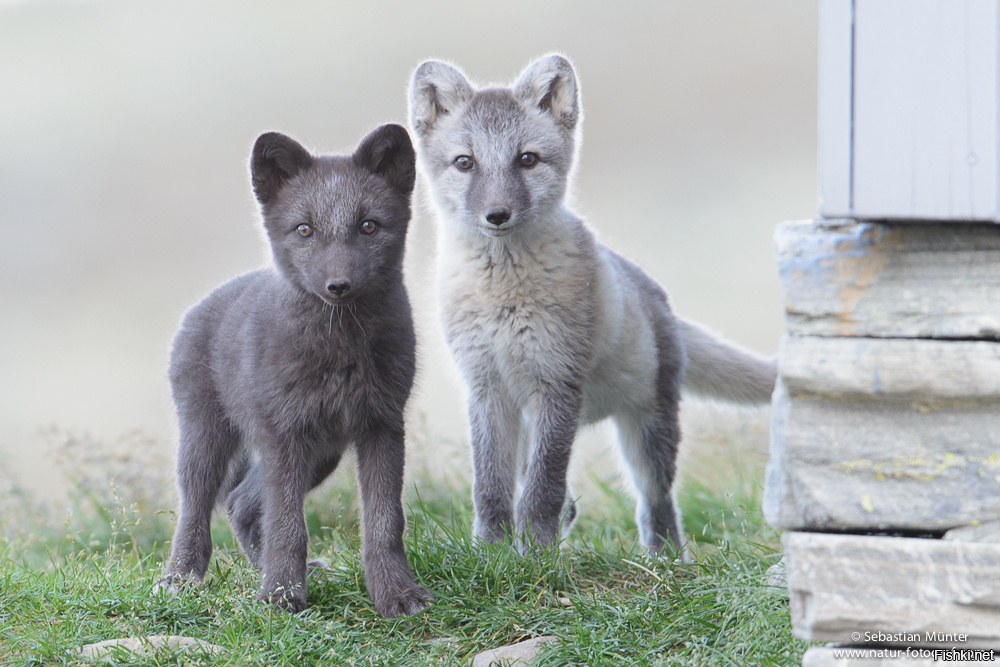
[159,124,432,617]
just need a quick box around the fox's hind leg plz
[227,453,342,567]
[161,396,241,588]
[614,401,684,556]
[226,461,265,565]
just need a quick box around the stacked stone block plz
[765,219,1000,664]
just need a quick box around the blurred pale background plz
[0,0,817,501]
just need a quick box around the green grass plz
[0,447,805,666]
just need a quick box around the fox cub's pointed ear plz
[409,60,474,137]
[251,132,313,205]
[514,54,580,132]
[353,124,416,195]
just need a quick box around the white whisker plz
[348,302,367,337]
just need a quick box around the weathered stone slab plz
[764,335,1000,532]
[782,532,1000,648]
[79,635,225,659]
[775,219,1000,339]
[780,334,1000,400]
[803,645,999,666]
[766,383,1000,531]
[784,532,1000,648]
[473,636,558,666]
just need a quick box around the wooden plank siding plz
[819,0,1000,222]
[818,0,855,215]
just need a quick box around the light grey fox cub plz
[409,55,776,554]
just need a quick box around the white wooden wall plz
[819,0,1000,222]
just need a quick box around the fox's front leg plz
[467,378,521,544]
[160,404,240,591]
[257,445,310,613]
[515,385,583,551]
[355,425,432,617]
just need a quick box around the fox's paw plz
[259,584,308,614]
[645,538,692,563]
[373,583,434,618]
[152,573,187,596]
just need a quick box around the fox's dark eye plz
[455,155,474,171]
[519,152,538,168]
[296,224,313,238]
[360,220,377,235]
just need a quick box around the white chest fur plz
[436,221,660,422]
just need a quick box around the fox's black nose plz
[326,278,352,296]
[485,207,512,226]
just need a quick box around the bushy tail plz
[678,318,777,405]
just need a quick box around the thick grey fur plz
[159,124,432,616]
[409,55,777,555]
